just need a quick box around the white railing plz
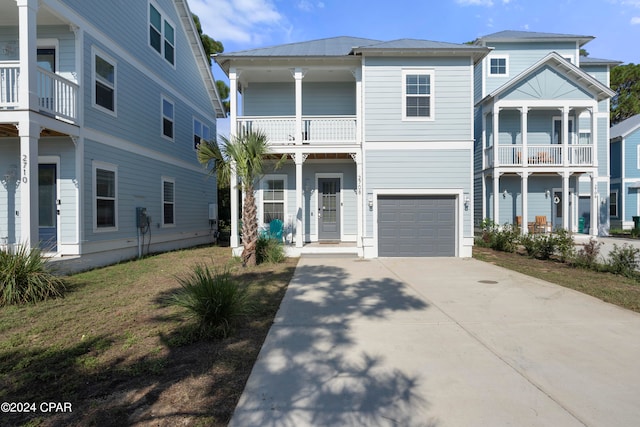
[498,146,523,166]
[485,144,593,167]
[569,145,593,165]
[237,116,358,145]
[0,63,19,108]
[37,67,78,122]
[527,145,562,166]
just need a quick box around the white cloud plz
[188,0,289,46]
[632,16,640,24]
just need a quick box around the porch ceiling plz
[0,4,67,26]
[0,124,68,138]
[265,153,353,160]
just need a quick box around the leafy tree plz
[579,48,589,57]
[192,14,229,115]
[197,130,286,267]
[611,63,640,125]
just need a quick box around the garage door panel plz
[378,195,456,257]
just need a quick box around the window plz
[193,118,211,150]
[402,70,434,120]
[93,162,117,230]
[162,177,175,226]
[149,3,175,65]
[489,56,508,76]
[610,190,618,218]
[262,177,285,223]
[92,49,116,113]
[162,97,174,140]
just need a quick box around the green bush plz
[519,230,574,261]
[553,229,575,263]
[573,238,603,270]
[479,220,520,253]
[0,245,66,306]
[606,244,640,278]
[170,265,252,338]
[256,235,285,264]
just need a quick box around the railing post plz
[17,0,39,110]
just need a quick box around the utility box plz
[136,207,148,229]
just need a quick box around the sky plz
[187,0,640,136]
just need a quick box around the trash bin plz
[634,216,640,231]
[578,217,585,234]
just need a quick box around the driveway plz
[230,256,640,427]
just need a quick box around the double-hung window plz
[149,3,175,65]
[489,56,508,76]
[402,70,434,120]
[610,190,618,218]
[162,177,175,226]
[193,118,211,150]
[162,96,174,140]
[92,49,116,114]
[94,162,117,231]
[262,177,285,224]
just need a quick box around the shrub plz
[606,244,640,278]
[0,245,66,306]
[553,229,575,263]
[573,238,603,270]
[170,265,252,338]
[479,221,520,253]
[256,235,285,264]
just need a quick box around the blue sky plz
[188,0,640,135]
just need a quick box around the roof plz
[478,51,615,106]
[476,30,594,47]
[218,36,381,57]
[580,56,623,66]
[611,114,640,139]
[353,38,489,63]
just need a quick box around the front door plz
[552,188,574,231]
[39,164,57,252]
[318,177,340,241]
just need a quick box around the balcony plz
[237,116,358,145]
[484,144,594,168]
[0,63,78,123]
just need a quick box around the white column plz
[562,171,570,230]
[481,173,487,220]
[521,107,528,166]
[562,106,570,166]
[230,161,239,248]
[229,68,239,248]
[229,68,238,135]
[293,68,304,144]
[354,152,363,248]
[295,152,305,248]
[19,120,39,248]
[353,68,362,144]
[17,0,38,110]
[590,173,598,236]
[591,106,598,168]
[521,172,529,235]
[493,173,500,224]
[482,113,487,168]
[492,107,500,166]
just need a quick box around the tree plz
[197,130,285,267]
[192,14,229,115]
[611,63,640,125]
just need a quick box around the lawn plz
[473,246,640,313]
[0,245,297,427]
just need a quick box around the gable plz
[501,65,593,101]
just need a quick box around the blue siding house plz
[0,0,224,271]
[473,31,619,236]
[215,37,489,257]
[610,114,640,230]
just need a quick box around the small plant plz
[0,245,66,306]
[606,244,640,278]
[573,238,603,270]
[170,265,252,338]
[256,235,285,264]
[478,220,520,253]
[553,229,575,263]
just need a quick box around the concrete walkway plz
[230,256,640,427]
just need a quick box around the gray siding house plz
[215,37,489,257]
[0,0,224,271]
[610,114,640,230]
[473,31,619,236]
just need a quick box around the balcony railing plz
[485,145,593,167]
[237,116,358,145]
[0,64,78,123]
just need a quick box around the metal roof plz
[477,30,594,46]
[580,56,623,66]
[611,114,640,139]
[217,36,380,57]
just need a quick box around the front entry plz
[318,177,340,241]
[552,188,573,231]
[38,164,57,252]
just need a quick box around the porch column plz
[482,112,488,168]
[230,161,239,248]
[591,106,599,168]
[520,172,529,235]
[229,68,238,134]
[17,0,38,110]
[562,171,570,230]
[492,107,500,166]
[294,152,307,248]
[493,172,501,224]
[352,152,363,249]
[293,68,305,145]
[352,68,362,144]
[562,106,570,166]
[590,173,598,236]
[520,107,529,167]
[18,120,39,248]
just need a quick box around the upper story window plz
[93,161,118,231]
[162,177,175,226]
[92,48,116,114]
[402,70,434,121]
[149,3,175,65]
[194,118,211,150]
[489,56,508,76]
[162,96,174,140]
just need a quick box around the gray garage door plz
[378,195,456,257]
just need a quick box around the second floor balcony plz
[237,115,358,146]
[484,143,594,168]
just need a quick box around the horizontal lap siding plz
[623,132,640,179]
[243,83,295,116]
[364,57,472,141]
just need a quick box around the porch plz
[237,116,357,146]
[484,144,594,167]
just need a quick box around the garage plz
[377,195,456,257]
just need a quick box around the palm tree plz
[197,129,284,267]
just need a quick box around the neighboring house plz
[610,114,640,230]
[473,31,620,236]
[0,0,224,272]
[214,37,490,257]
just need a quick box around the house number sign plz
[22,155,28,184]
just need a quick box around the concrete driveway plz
[230,256,640,427]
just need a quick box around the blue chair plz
[269,219,284,242]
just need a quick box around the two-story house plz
[0,0,224,272]
[215,37,489,258]
[473,31,619,236]
[610,114,640,230]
